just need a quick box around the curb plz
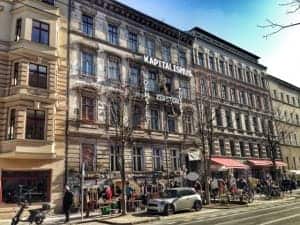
[99,217,160,225]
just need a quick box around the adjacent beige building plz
[0,0,68,210]
[266,75,300,171]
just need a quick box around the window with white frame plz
[133,146,144,171]
[110,145,120,171]
[153,147,163,171]
[171,149,180,170]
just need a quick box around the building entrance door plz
[1,170,51,203]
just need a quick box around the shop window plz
[15,18,22,41]
[110,145,120,171]
[171,149,180,170]
[153,147,163,171]
[82,14,94,37]
[133,146,144,171]
[29,63,47,89]
[108,24,118,45]
[25,109,45,140]
[81,96,96,122]
[150,109,160,130]
[7,109,16,140]
[31,20,49,45]
[81,144,96,172]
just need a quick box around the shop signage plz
[186,172,199,181]
[144,55,192,77]
[156,94,180,104]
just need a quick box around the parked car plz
[147,187,202,215]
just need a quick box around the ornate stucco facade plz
[0,0,68,210]
[266,75,300,171]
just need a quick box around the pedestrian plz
[211,177,218,202]
[63,185,74,223]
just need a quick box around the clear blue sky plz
[119,0,300,86]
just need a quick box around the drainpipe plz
[64,0,72,186]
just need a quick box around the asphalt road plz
[151,199,300,225]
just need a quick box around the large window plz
[245,115,251,132]
[256,96,262,109]
[178,51,186,67]
[257,144,262,158]
[229,64,234,76]
[128,31,138,52]
[212,81,218,97]
[32,20,49,45]
[249,143,254,157]
[151,109,160,130]
[81,144,96,172]
[209,56,215,70]
[200,79,207,96]
[167,111,176,133]
[198,52,204,66]
[146,38,155,57]
[240,141,245,157]
[81,51,94,75]
[219,60,225,74]
[107,57,120,81]
[15,18,22,41]
[11,62,19,86]
[81,96,96,121]
[110,101,120,126]
[132,104,143,128]
[230,88,236,102]
[82,15,93,36]
[219,139,225,155]
[183,113,193,134]
[29,63,47,89]
[25,109,45,140]
[162,45,171,62]
[171,149,180,170]
[230,140,236,156]
[165,76,173,94]
[153,147,163,171]
[148,71,158,92]
[215,108,222,127]
[108,24,118,45]
[7,109,16,140]
[129,66,140,86]
[238,68,243,80]
[133,146,143,171]
[239,91,246,104]
[221,85,227,99]
[110,145,120,171]
[226,110,233,129]
[236,113,242,130]
[180,79,190,100]
[253,117,259,133]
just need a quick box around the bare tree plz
[193,72,219,204]
[105,84,145,215]
[259,0,300,38]
[262,104,297,182]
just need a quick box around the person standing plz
[63,185,74,223]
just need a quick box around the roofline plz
[266,74,300,92]
[111,0,194,45]
[190,26,260,60]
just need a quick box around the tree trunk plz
[120,140,127,215]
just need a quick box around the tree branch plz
[258,19,300,38]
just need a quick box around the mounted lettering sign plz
[144,55,193,77]
[156,94,180,104]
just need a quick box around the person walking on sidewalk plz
[63,185,74,223]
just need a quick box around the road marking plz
[258,213,300,225]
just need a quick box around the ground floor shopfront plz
[0,158,64,212]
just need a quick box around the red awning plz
[248,160,287,167]
[211,157,248,169]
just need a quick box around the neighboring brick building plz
[266,75,300,171]
[0,0,68,210]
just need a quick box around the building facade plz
[189,27,283,178]
[266,75,300,171]
[67,0,195,196]
[0,0,68,210]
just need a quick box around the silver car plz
[147,187,202,215]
